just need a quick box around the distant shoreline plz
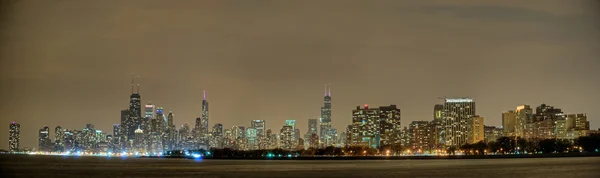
[149,152,600,160]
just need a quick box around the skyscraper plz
[408,121,430,152]
[200,91,209,144]
[308,118,318,134]
[9,122,20,152]
[55,126,65,152]
[250,120,266,137]
[502,110,517,137]
[468,116,484,144]
[442,98,476,147]
[378,105,401,146]
[210,123,223,149]
[280,125,294,150]
[144,103,156,119]
[516,105,533,138]
[38,126,51,152]
[430,104,445,149]
[320,84,332,147]
[349,105,380,148]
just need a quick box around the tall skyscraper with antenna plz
[125,74,142,150]
[320,84,332,147]
[200,90,210,145]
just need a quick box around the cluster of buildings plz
[6,80,598,154]
[344,98,597,154]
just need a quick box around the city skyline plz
[1,0,600,150]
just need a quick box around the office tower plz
[567,113,589,130]
[127,76,142,144]
[285,120,296,129]
[535,104,564,121]
[134,126,144,152]
[145,103,156,119]
[378,105,401,146]
[210,123,223,149]
[434,104,444,120]
[408,121,430,152]
[223,128,233,149]
[119,109,129,149]
[164,111,175,151]
[516,105,534,138]
[55,126,65,152]
[468,116,484,144]
[63,129,74,152]
[502,110,517,137]
[430,104,445,150]
[308,118,318,134]
[442,98,476,147]
[349,105,380,148]
[200,91,209,145]
[320,84,332,147]
[324,128,337,147]
[556,113,589,139]
[149,118,163,154]
[39,126,51,152]
[94,130,105,143]
[194,117,201,141]
[251,120,266,137]
[484,126,503,143]
[9,122,20,152]
[246,128,258,150]
[280,125,294,150]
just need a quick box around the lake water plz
[2,155,600,178]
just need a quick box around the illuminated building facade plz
[442,98,476,147]
[408,121,430,152]
[320,84,332,147]
[468,116,484,144]
[349,105,380,148]
[9,122,20,152]
[378,105,401,146]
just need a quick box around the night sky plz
[1,0,599,150]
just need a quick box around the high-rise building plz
[63,129,74,152]
[210,123,223,149]
[378,105,401,146]
[38,126,51,152]
[516,105,533,138]
[251,120,266,137]
[134,126,144,152]
[200,91,209,145]
[144,103,156,119]
[9,122,20,152]
[442,98,476,147]
[468,116,484,144]
[127,76,142,143]
[55,126,65,151]
[246,128,258,150]
[408,121,430,152]
[280,125,294,150]
[349,105,380,148]
[430,104,444,150]
[484,126,503,143]
[308,118,318,135]
[502,110,517,137]
[320,84,332,147]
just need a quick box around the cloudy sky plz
[1,0,599,149]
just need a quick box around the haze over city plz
[1,0,599,150]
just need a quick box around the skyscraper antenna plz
[328,83,331,96]
[203,90,206,100]
[136,76,140,93]
[324,84,327,96]
[131,73,135,94]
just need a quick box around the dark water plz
[2,155,600,178]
